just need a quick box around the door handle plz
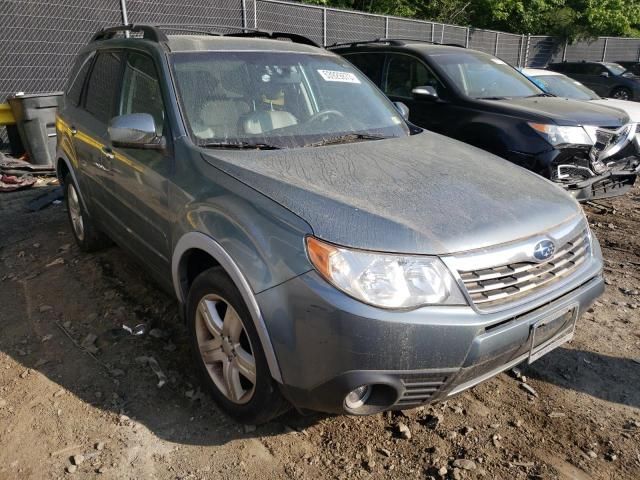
[101,146,115,161]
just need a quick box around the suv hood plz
[484,97,629,127]
[591,98,640,123]
[202,132,583,255]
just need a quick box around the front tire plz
[611,87,632,101]
[187,267,289,424]
[64,174,111,252]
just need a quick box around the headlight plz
[306,237,467,309]
[528,123,593,147]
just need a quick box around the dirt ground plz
[0,183,639,480]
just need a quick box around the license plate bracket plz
[528,305,578,364]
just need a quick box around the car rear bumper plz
[256,252,604,415]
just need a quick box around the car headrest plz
[242,111,298,135]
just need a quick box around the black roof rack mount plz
[91,23,319,48]
[327,37,465,49]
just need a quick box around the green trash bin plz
[8,92,63,167]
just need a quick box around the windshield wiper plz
[305,133,388,147]
[475,96,509,100]
[200,141,281,150]
[527,92,556,98]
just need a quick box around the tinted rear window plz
[344,53,384,85]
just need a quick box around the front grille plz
[591,124,636,164]
[457,229,590,310]
[395,372,449,407]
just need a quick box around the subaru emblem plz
[533,240,555,261]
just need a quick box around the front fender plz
[172,231,293,383]
[173,181,314,298]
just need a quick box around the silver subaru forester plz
[56,24,604,424]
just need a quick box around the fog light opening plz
[344,385,372,410]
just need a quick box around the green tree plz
[302,0,640,39]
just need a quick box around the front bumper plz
[509,146,639,202]
[257,252,604,415]
[563,166,638,201]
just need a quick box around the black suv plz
[547,61,640,101]
[331,40,640,201]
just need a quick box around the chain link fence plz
[3,0,640,103]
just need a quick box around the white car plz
[522,68,640,122]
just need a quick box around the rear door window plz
[344,53,384,85]
[563,63,582,73]
[584,64,606,75]
[571,64,592,74]
[65,52,95,106]
[84,51,124,124]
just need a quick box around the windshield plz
[604,63,627,76]
[528,74,599,101]
[432,52,542,99]
[171,51,409,148]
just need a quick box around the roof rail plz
[225,31,319,48]
[91,24,169,43]
[328,37,465,49]
[328,38,406,48]
[91,23,319,48]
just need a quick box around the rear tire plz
[611,87,632,101]
[187,267,289,424]
[64,174,111,252]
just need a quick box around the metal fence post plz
[241,0,247,31]
[465,27,470,48]
[120,0,129,26]
[602,37,608,61]
[518,34,524,67]
[494,32,499,56]
[431,24,435,43]
[384,16,389,38]
[323,7,327,46]
[524,34,531,67]
[562,39,568,61]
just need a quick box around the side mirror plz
[600,71,610,78]
[108,113,165,150]
[412,85,439,101]
[393,101,410,120]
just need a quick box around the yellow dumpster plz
[0,103,16,126]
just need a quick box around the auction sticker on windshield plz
[317,69,361,83]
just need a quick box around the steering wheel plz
[307,109,345,124]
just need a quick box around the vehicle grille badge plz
[533,240,556,262]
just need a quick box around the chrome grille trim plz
[443,216,592,312]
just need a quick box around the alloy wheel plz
[195,294,256,404]
[67,183,85,241]
[613,89,630,100]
